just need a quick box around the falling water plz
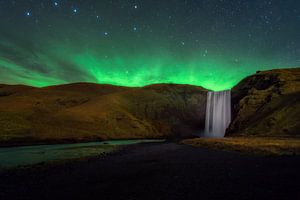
[204,90,231,138]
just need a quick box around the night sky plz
[0,0,299,91]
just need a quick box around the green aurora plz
[0,0,299,91]
[0,39,296,91]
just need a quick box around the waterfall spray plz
[204,90,231,138]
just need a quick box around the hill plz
[227,68,300,136]
[1,68,299,146]
[0,83,207,146]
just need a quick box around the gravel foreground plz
[0,142,299,200]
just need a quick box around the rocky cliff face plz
[0,83,207,145]
[227,68,300,137]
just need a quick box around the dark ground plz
[0,142,299,200]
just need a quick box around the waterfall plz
[204,90,231,138]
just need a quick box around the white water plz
[204,90,231,138]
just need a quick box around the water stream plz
[0,139,165,169]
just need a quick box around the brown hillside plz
[0,83,207,146]
[0,84,35,97]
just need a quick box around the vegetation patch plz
[182,137,300,156]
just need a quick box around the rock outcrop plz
[0,83,207,145]
[227,68,300,137]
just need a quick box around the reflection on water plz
[0,139,165,169]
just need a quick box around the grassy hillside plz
[227,68,300,136]
[0,83,207,146]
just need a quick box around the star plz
[54,2,58,6]
[25,11,31,16]
[133,27,137,31]
[104,32,109,36]
[73,8,78,13]
[134,5,138,9]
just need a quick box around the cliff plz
[227,68,300,136]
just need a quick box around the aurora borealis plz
[0,0,299,91]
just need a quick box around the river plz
[0,139,165,169]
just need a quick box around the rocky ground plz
[0,142,299,200]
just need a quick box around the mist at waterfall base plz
[202,90,231,138]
